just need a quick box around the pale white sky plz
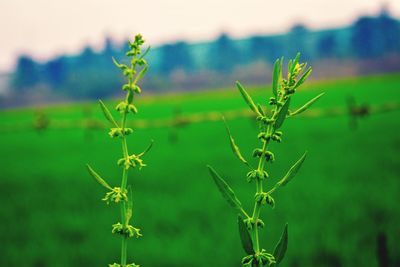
[0,0,399,72]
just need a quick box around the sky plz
[0,0,399,72]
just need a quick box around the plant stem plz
[121,235,128,266]
[251,96,283,255]
[120,112,129,266]
[251,135,269,253]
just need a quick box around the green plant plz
[86,34,152,267]
[207,53,323,266]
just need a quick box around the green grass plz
[0,73,400,267]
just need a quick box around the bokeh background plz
[0,0,400,266]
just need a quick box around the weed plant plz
[208,53,323,266]
[86,34,152,267]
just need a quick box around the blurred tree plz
[159,41,194,75]
[12,55,40,90]
[249,36,281,63]
[377,9,400,54]
[287,23,311,59]
[103,37,116,58]
[78,46,97,68]
[352,16,382,58]
[208,33,240,73]
[317,33,337,58]
[43,56,68,88]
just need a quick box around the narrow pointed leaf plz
[138,139,154,157]
[223,118,249,167]
[272,58,282,98]
[140,46,151,59]
[238,216,255,254]
[86,164,112,190]
[125,186,133,224]
[134,65,148,84]
[112,57,127,70]
[278,152,307,186]
[273,223,288,264]
[99,100,118,127]
[290,93,324,116]
[207,165,244,214]
[257,104,266,116]
[287,59,293,75]
[289,52,301,75]
[274,98,291,129]
[236,81,260,115]
[294,67,312,89]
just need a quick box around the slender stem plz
[250,95,283,255]
[251,135,269,253]
[120,112,129,266]
[121,235,128,266]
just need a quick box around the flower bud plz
[252,148,263,158]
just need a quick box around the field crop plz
[0,73,399,267]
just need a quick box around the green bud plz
[132,85,141,94]
[241,254,254,266]
[103,187,128,204]
[255,192,275,208]
[271,134,282,143]
[252,148,263,158]
[124,128,134,135]
[108,127,133,138]
[125,225,142,238]
[123,69,134,77]
[126,50,135,57]
[265,151,275,162]
[257,132,271,141]
[122,84,131,91]
[269,97,277,105]
[128,104,138,114]
[108,128,122,138]
[246,170,269,182]
[111,222,124,235]
[115,101,128,113]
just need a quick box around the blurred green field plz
[0,73,400,267]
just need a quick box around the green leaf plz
[294,67,312,89]
[257,104,266,116]
[125,186,133,224]
[273,223,288,265]
[289,52,301,75]
[236,81,260,115]
[272,58,282,98]
[274,98,291,129]
[134,65,148,84]
[207,165,246,215]
[86,164,112,190]
[223,118,249,167]
[287,59,292,75]
[99,100,118,127]
[140,46,151,59]
[278,151,307,186]
[290,93,324,116]
[238,215,254,255]
[112,57,128,70]
[138,139,154,157]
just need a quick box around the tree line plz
[12,11,400,98]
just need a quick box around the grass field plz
[0,73,399,267]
